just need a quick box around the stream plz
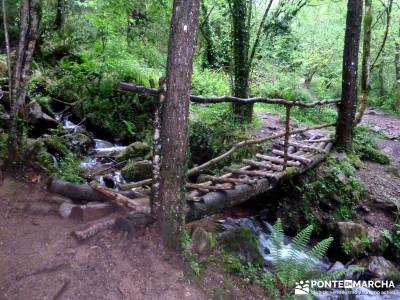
[220,216,400,299]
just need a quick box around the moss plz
[0,133,8,161]
[121,160,152,181]
[279,156,365,234]
[218,226,264,267]
[354,126,390,165]
[116,141,150,162]
[43,135,71,157]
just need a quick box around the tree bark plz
[335,0,363,151]
[355,0,372,124]
[155,0,200,250]
[230,0,252,122]
[378,52,385,97]
[7,0,41,170]
[395,16,400,109]
[2,0,12,102]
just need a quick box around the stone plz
[358,256,400,281]
[327,261,345,273]
[191,227,212,256]
[116,141,150,161]
[185,217,219,234]
[63,131,94,154]
[27,202,58,215]
[59,203,82,220]
[80,202,115,222]
[121,160,153,182]
[337,221,369,257]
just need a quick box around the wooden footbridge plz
[115,82,339,221]
[49,82,338,222]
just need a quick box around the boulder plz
[358,256,400,281]
[121,160,153,182]
[218,226,264,266]
[59,202,115,221]
[191,227,213,257]
[116,141,150,161]
[26,102,58,134]
[63,131,94,154]
[337,222,369,257]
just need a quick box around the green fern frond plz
[309,237,334,260]
[271,218,284,264]
[292,225,313,252]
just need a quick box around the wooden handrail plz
[119,82,340,108]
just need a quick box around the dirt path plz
[357,108,400,214]
[0,178,208,300]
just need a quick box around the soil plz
[0,176,268,300]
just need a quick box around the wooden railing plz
[118,82,340,190]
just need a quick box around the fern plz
[268,219,354,295]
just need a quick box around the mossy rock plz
[337,222,369,258]
[121,160,153,182]
[43,135,71,157]
[116,141,150,162]
[218,226,264,267]
[356,145,390,165]
[63,132,94,154]
[358,256,400,282]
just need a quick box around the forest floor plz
[0,182,266,299]
[0,108,399,300]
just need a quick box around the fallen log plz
[255,154,300,167]
[89,181,150,213]
[73,217,117,241]
[47,178,147,204]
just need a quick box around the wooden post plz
[151,78,166,215]
[283,106,291,170]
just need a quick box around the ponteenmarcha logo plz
[295,280,310,295]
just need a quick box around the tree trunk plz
[155,0,200,250]
[335,0,363,151]
[7,0,41,170]
[395,17,400,109]
[355,0,372,124]
[230,0,252,122]
[379,52,385,97]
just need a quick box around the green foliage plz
[342,235,370,257]
[354,126,390,164]
[0,133,8,161]
[189,103,259,169]
[56,154,85,184]
[280,157,364,233]
[180,230,202,276]
[269,219,355,296]
[383,224,400,261]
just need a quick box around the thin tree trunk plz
[155,0,200,250]
[7,0,41,169]
[396,17,400,109]
[355,0,372,124]
[335,0,363,150]
[379,53,385,97]
[2,0,12,101]
[230,0,252,122]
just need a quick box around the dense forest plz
[1,0,400,299]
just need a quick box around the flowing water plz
[220,216,400,300]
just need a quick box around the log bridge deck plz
[185,134,333,221]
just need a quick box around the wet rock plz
[121,160,152,182]
[218,226,264,266]
[358,256,400,281]
[327,261,345,273]
[191,227,212,257]
[116,141,150,161]
[63,131,94,154]
[26,102,58,135]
